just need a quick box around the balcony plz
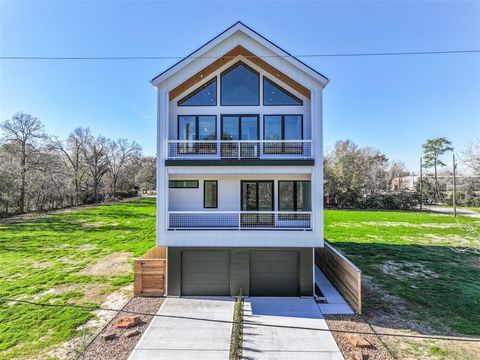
[167,211,312,231]
[167,140,313,160]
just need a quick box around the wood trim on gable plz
[169,45,311,101]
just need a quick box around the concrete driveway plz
[129,297,234,360]
[243,298,343,360]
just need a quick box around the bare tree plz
[80,130,109,203]
[1,113,46,213]
[462,139,480,175]
[50,128,90,205]
[106,138,142,196]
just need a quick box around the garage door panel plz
[250,251,299,296]
[182,251,230,296]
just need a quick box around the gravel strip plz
[82,296,164,360]
[325,314,393,360]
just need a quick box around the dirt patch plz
[82,296,164,360]
[45,286,133,360]
[325,314,393,360]
[375,260,439,281]
[79,244,98,251]
[81,221,119,229]
[33,284,82,301]
[331,221,459,229]
[79,252,132,276]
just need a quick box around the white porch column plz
[156,85,169,245]
[312,89,324,246]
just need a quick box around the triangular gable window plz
[221,62,260,106]
[263,77,303,106]
[178,78,217,106]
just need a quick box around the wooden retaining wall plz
[315,241,362,314]
[134,246,166,296]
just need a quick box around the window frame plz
[177,77,217,107]
[220,61,260,106]
[263,77,303,106]
[220,114,260,141]
[203,180,218,208]
[263,114,304,140]
[177,115,217,141]
[278,180,311,211]
[169,180,199,189]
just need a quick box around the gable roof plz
[151,21,329,88]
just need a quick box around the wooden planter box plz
[134,247,167,296]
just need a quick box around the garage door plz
[181,251,230,296]
[250,251,299,296]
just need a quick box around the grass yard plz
[325,210,480,359]
[1,198,479,359]
[0,198,156,359]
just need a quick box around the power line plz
[1,49,479,61]
[1,297,479,343]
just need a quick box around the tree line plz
[324,138,480,209]
[0,112,156,216]
[1,112,478,215]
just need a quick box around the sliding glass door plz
[241,181,274,227]
[221,115,259,158]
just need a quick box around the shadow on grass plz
[330,241,480,336]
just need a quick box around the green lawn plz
[325,209,480,358]
[0,198,156,359]
[1,199,479,359]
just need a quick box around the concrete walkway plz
[242,298,343,360]
[315,266,354,315]
[129,297,234,360]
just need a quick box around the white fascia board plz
[166,166,313,175]
[151,22,329,88]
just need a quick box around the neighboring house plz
[151,22,329,297]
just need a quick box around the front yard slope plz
[0,198,156,360]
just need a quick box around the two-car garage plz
[169,248,313,297]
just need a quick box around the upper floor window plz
[263,78,303,106]
[221,62,259,106]
[178,78,217,106]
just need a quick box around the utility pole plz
[420,157,423,211]
[453,154,457,217]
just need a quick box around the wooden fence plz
[134,246,167,296]
[315,241,362,314]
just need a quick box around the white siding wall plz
[155,31,325,248]
[169,174,311,212]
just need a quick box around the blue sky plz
[1,0,479,172]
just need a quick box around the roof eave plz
[151,21,329,88]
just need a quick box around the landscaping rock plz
[102,332,117,341]
[124,329,141,338]
[347,334,374,349]
[115,316,142,329]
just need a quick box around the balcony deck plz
[167,140,313,160]
[168,211,312,231]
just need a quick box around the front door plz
[241,180,274,227]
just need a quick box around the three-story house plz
[152,22,329,297]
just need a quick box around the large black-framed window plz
[221,115,259,158]
[203,180,218,208]
[221,62,260,106]
[263,77,303,106]
[278,181,311,211]
[263,115,303,154]
[177,115,217,154]
[178,78,217,106]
